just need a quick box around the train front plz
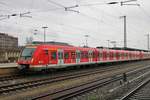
[18,46,36,71]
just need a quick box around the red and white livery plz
[17,44,150,71]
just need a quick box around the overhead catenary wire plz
[47,0,65,8]
[0,0,148,49]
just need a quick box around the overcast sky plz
[0,0,150,50]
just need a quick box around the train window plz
[81,52,84,58]
[71,52,75,59]
[99,52,102,58]
[119,53,121,58]
[116,52,119,58]
[124,53,126,57]
[21,48,35,58]
[58,52,61,59]
[107,52,109,58]
[103,52,106,58]
[71,52,75,56]
[89,52,92,58]
[81,52,88,58]
[121,53,124,57]
[88,52,90,58]
[51,52,56,59]
[85,52,88,58]
[93,52,96,58]
[97,52,99,58]
[113,52,115,57]
[44,50,48,55]
[64,52,69,59]
[110,52,113,58]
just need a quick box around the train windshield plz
[21,48,35,59]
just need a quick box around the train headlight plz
[39,61,43,64]
[31,58,34,63]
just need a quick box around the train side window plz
[81,52,84,58]
[124,53,126,57]
[97,52,99,58]
[85,52,88,58]
[93,52,96,58]
[113,52,116,57]
[44,50,48,55]
[64,52,69,59]
[99,52,102,58]
[88,52,90,58]
[107,52,109,58]
[110,52,112,58]
[71,52,75,59]
[51,52,56,59]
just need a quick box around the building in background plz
[0,33,23,63]
[0,33,18,49]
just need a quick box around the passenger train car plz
[17,44,150,71]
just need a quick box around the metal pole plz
[120,16,127,48]
[42,26,48,43]
[147,34,149,50]
[124,16,127,48]
[111,41,117,48]
[44,28,45,43]
[85,35,89,47]
[107,40,110,48]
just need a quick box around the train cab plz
[18,45,36,70]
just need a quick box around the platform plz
[0,63,17,68]
[0,63,18,75]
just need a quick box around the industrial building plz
[0,33,22,63]
[0,33,18,49]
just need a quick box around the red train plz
[17,44,150,71]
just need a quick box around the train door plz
[106,50,109,61]
[88,50,93,62]
[99,49,103,62]
[76,50,80,63]
[92,50,98,62]
[43,49,49,65]
[103,49,107,61]
[58,49,64,65]
[71,51,76,63]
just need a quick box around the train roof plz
[97,47,148,52]
[31,41,72,46]
[25,43,149,52]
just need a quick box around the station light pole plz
[33,29,38,35]
[42,26,48,43]
[120,16,127,48]
[111,41,117,48]
[84,35,89,47]
[146,34,150,51]
[107,40,110,49]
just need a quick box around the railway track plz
[0,61,135,83]
[0,60,147,82]
[0,74,23,83]
[0,61,149,100]
[0,61,148,96]
[0,64,127,95]
[32,73,123,100]
[120,77,150,100]
[31,65,150,100]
